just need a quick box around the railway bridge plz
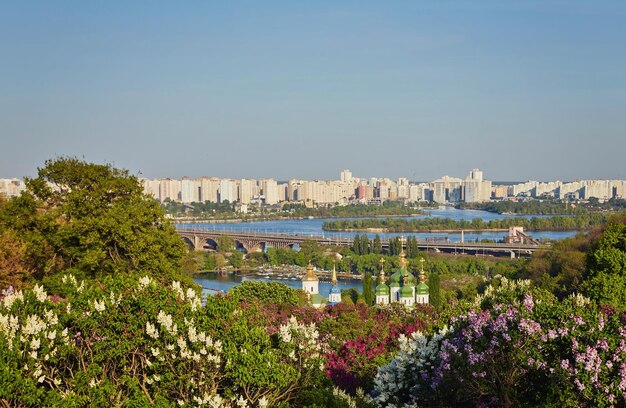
[176,228,547,258]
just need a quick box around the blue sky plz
[1,1,625,181]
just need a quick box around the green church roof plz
[400,285,413,297]
[416,282,429,295]
[375,284,390,296]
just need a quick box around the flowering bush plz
[0,275,328,407]
[374,277,626,407]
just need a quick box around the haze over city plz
[1,1,625,181]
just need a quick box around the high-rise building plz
[260,178,279,205]
[463,169,491,203]
[181,177,196,203]
[199,177,220,203]
[340,169,352,183]
[159,178,182,202]
[219,179,237,203]
[238,179,257,204]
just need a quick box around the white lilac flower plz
[93,299,106,313]
[23,315,46,336]
[146,322,159,339]
[2,290,24,309]
[33,284,47,303]
[157,311,174,334]
[138,276,152,289]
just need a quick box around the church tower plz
[375,258,390,305]
[302,263,326,308]
[302,262,319,294]
[415,258,430,304]
[328,262,342,305]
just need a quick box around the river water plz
[189,207,579,296]
[194,271,363,297]
[178,206,578,243]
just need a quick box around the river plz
[189,207,580,296]
[178,206,578,242]
[194,271,363,297]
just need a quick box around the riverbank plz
[323,227,582,233]
[322,213,610,233]
[171,212,426,224]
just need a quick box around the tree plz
[362,273,374,305]
[300,239,322,263]
[372,235,382,255]
[584,220,626,307]
[228,250,243,269]
[428,272,441,308]
[0,229,32,290]
[229,280,307,306]
[203,253,216,271]
[218,235,235,252]
[214,253,227,269]
[0,157,185,281]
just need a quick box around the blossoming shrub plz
[248,300,435,396]
[374,277,626,407]
[0,275,328,407]
[321,303,433,395]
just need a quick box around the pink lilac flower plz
[523,293,534,312]
[518,318,542,335]
[574,378,585,391]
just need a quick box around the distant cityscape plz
[2,169,625,206]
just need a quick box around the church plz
[301,247,429,308]
[375,249,429,307]
[301,262,341,308]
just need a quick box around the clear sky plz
[1,1,625,182]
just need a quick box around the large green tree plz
[0,157,185,281]
[362,272,375,305]
[584,216,626,307]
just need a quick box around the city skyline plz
[1,2,626,181]
[5,168,624,205]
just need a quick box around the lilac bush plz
[374,277,626,407]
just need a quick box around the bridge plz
[176,228,548,258]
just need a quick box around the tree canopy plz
[0,157,185,285]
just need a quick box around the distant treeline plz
[281,201,431,218]
[322,213,612,232]
[456,200,585,215]
[458,198,626,215]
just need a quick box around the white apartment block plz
[238,179,257,204]
[0,178,26,197]
[112,169,626,207]
[219,179,237,203]
[199,177,219,203]
[463,170,491,203]
[159,179,182,202]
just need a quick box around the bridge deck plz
[176,228,547,256]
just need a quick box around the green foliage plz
[217,235,235,252]
[0,228,32,290]
[323,213,610,232]
[229,281,308,306]
[164,200,433,221]
[0,157,185,283]
[362,273,374,306]
[340,288,361,305]
[521,232,591,298]
[428,272,441,308]
[584,220,626,307]
[0,275,325,406]
[228,250,243,268]
[372,235,382,255]
[457,200,585,215]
